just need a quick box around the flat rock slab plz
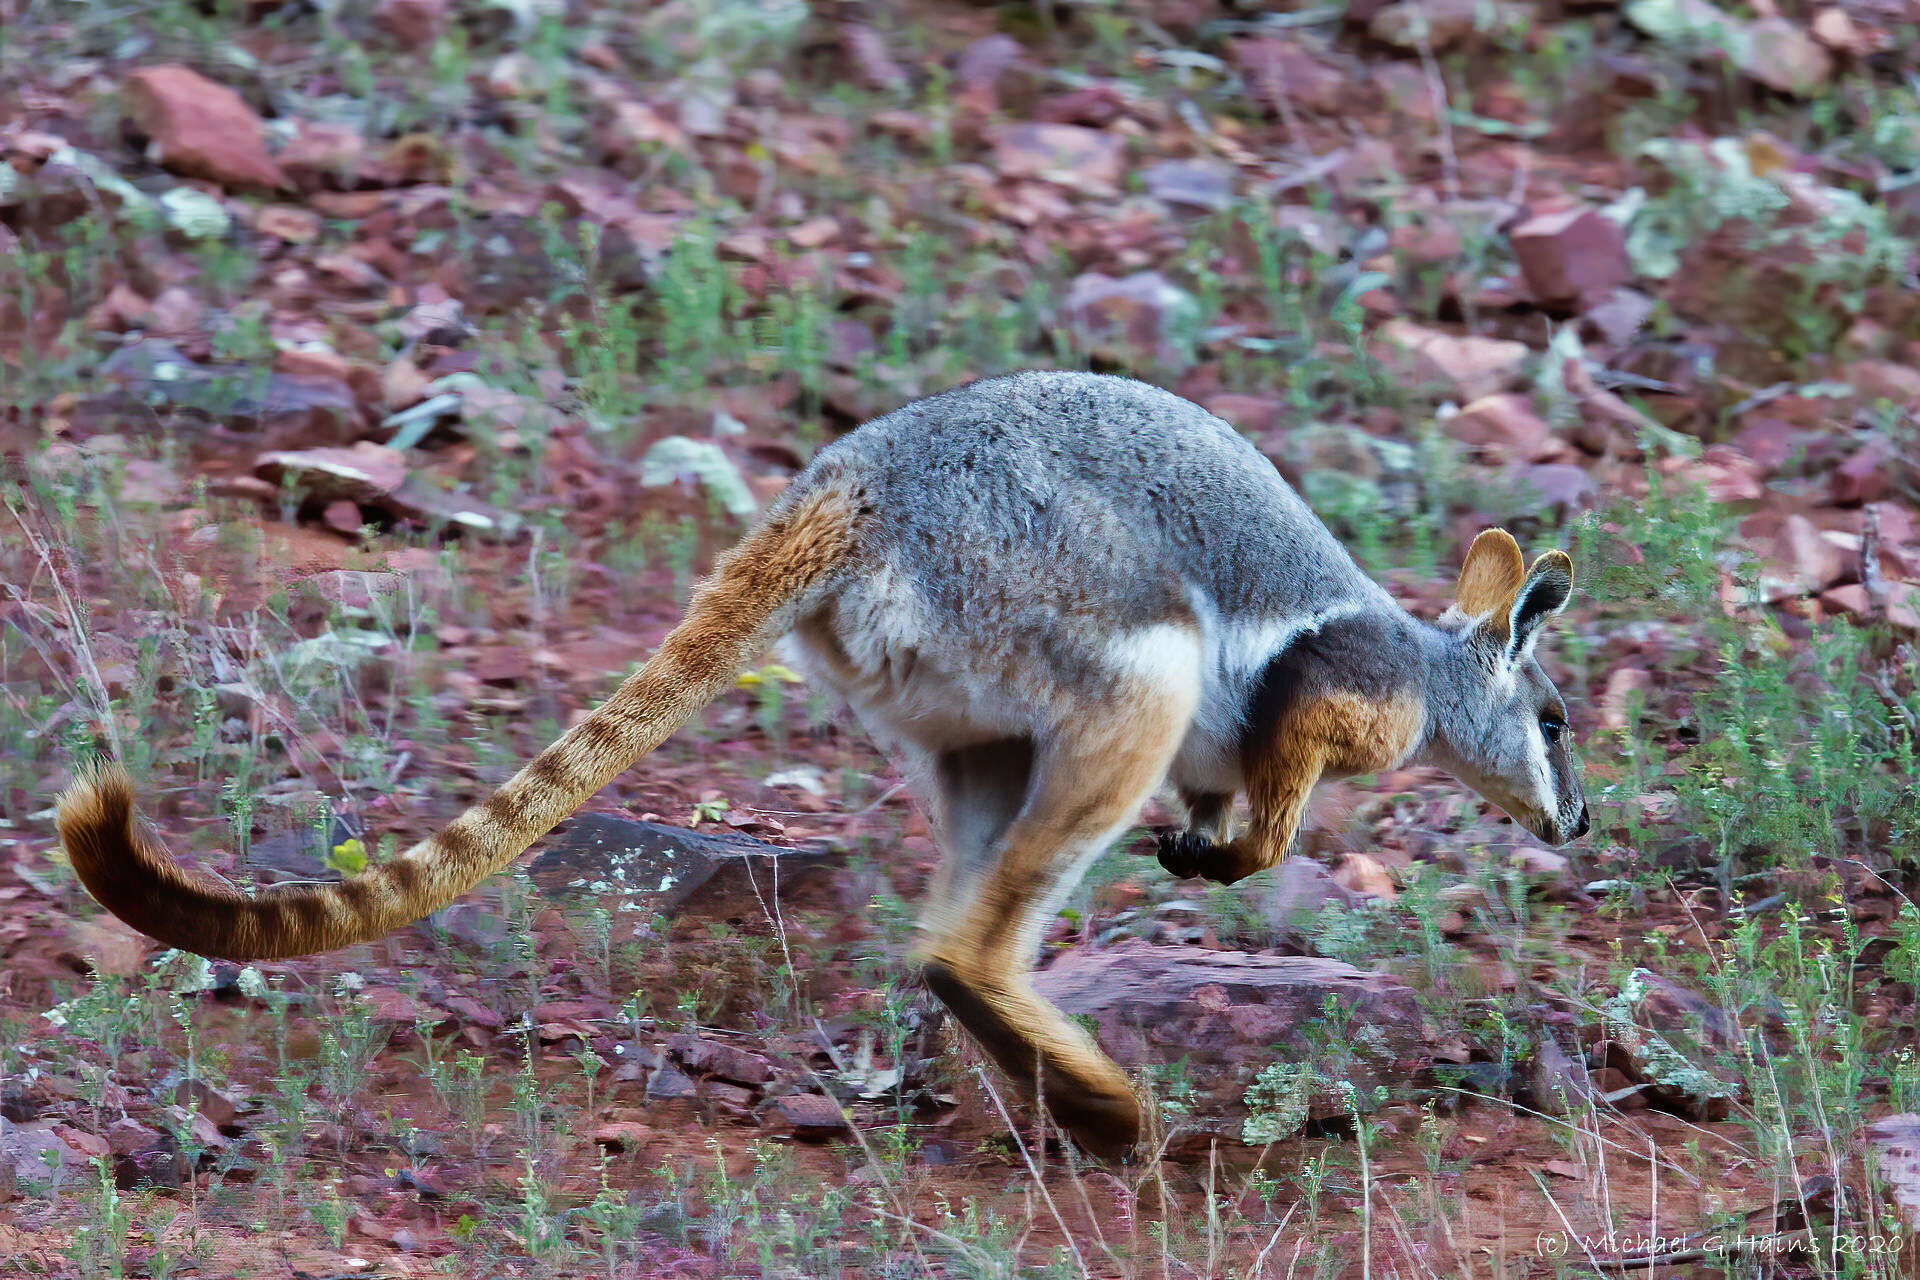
[1033,942,1431,1152]
[529,813,834,917]
[1866,1115,1920,1230]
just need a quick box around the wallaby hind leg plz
[916,674,1196,1159]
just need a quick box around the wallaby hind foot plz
[922,960,1142,1159]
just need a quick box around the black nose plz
[1570,804,1591,840]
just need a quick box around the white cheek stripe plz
[1529,722,1557,820]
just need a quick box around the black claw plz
[1157,828,1214,879]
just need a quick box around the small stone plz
[167,1078,245,1133]
[278,122,371,193]
[1232,37,1344,115]
[105,1118,160,1157]
[1368,0,1523,50]
[1065,271,1200,368]
[1742,19,1832,96]
[1594,969,1739,1120]
[322,500,367,536]
[1140,160,1235,212]
[274,347,352,383]
[841,24,906,92]
[991,122,1125,196]
[124,65,284,191]
[1509,848,1578,898]
[1331,852,1396,901]
[255,205,321,243]
[1445,393,1557,461]
[1762,513,1848,599]
[592,1120,650,1150]
[1201,393,1283,435]
[769,1094,852,1140]
[84,284,152,334]
[375,0,446,49]
[1580,287,1656,347]
[955,35,1036,112]
[1509,204,1630,310]
[1847,360,1920,408]
[1832,440,1892,505]
[1373,319,1529,401]
[255,445,401,503]
[61,917,153,977]
[114,1134,186,1189]
[1247,857,1362,949]
[1517,463,1599,513]
[1588,1066,1649,1110]
[1810,6,1870,55]
[669,1035,774,1087]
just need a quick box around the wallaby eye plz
[1539,716,1566,744]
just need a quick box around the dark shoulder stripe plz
[1240,639,1314,764]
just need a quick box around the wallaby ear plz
[1507,550,1574,659]
[1456,529,1527,622]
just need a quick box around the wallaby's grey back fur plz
[60,369,1588,1161]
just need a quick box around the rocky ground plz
[3,0,1920,1276]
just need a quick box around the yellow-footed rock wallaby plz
[60,371,1589,1158]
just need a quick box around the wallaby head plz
[1425,529,1589,847]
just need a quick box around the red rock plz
[1848,360,1920,408]
[1373,320,1529,401]
[768,1094,851,1140]
[105,1118,161,1157]
[1729,416,1804,473]
[1141,159,1235,212]
[669,1035,774,1086]
[1518,463,1599,512]
[1033,943,1430,1151]
[170,1079,245,1132]
[124,65,284,191]
[322,500,367,536]
[1202,393,1283,435]
[1599,667,1652,732]
[254,204,320,243]
[1588,1067,1648,1110]
[955,35,1036,112]
[1580,287,1655,347]
[1232,37,1345,115]
[274,347,352,382]
[1509,204,1630,309]
[1810,6,1871,55]
[1743,18,1833,96]
[374,0,446,49]
[593,1120,649,1150]
[1390,216,1462,269]
[841,24,905,91]
[1446,393,1559,461]
[1765,514,1849,599]
[1368,0,1525,50]
[85,284,152,333]
[1251,858,1362,944]
[990,122,1124,196]
[1827,582,1920,632]
[1833,440,1893,505]
[1065,271,1198,367]
[279,123,374,192]
[1332,852,1395,900]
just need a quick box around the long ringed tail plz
[56,484,868,961]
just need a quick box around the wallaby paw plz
[1159,828,1253,883]
[1155,828,1213,878]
